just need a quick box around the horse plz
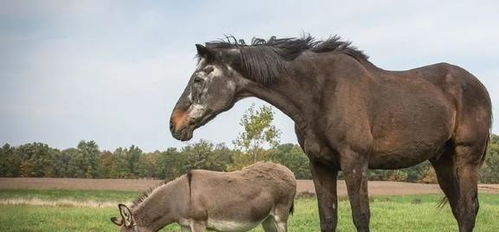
[169,35,491,232]
[111,162,296,232]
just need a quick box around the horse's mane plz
[204,35,368,85]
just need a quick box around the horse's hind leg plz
[432,143,484,232]
[431,150,459,215]
[453,145,482,232]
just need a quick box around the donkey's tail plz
[289,200,295,216]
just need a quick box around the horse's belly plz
[369,135,449,169]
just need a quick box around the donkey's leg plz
[262,216,287,232]
[310,161,339,232]
[275,221,287,232]
[262,217,277,232]
[274,208,290,232]
[181,226,191,232]
[453,145,482,232]
[340,148,370,232]
[189,221,206,232]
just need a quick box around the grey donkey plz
[111,162,296,232]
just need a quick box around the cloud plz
[1,0,498,151]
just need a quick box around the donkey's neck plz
[132,178,188,231]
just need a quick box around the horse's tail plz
[479,134,490,168]
[436,196,449,208]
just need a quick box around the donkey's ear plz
[118,204,134,227]
[196,44,213,59]
[111,216,123,226]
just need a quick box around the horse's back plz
[366,62,491,168]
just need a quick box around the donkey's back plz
[183,162,296,232]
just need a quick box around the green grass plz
[0,189,138,202]
[0,190,498,231]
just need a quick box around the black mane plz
[205,35,368,84]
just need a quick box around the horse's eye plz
[194,77,204,83]
[204,66,214,74]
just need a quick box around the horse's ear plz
[196,44,213,59]
[118,203,134,228]
[111,216,123,226]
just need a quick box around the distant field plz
[0,189,499,232]
[2,177,499,195]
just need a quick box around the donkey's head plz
[111,204,139,232]
[170,44,246,141]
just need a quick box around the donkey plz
[111,162,296,232]
[169,35,492,232]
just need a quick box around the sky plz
[1,0,498,152]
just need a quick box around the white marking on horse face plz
[195,58,206,71]
[187,104,206,119]
[208,65,223,78]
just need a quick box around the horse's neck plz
[245,73,318,132]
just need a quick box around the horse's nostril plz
[169,119,174,132]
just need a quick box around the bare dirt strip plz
[1,178,498,196]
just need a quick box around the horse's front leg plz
[310,160,339,232]
[340,147,370,232]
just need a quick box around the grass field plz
[0,189,498,231]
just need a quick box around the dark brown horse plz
[169,35,492,232]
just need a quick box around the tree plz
[0,143,21,177]
[137,151,158,178]
[98,150,113,178]
[180,140,232,172]
[127,145,143,178]
[231,104,281,170]
[15,143,58,177]
[270,143,311,179]
[52,148,73,177]
[67,141,100,178]
[481,134,499,183]
[109,147,130,178]
[155,148,181,180]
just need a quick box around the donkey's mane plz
[205,35,368,85]
[131,179,169,208]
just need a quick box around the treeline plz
[0,140,311,180]
[1,134,499,183]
